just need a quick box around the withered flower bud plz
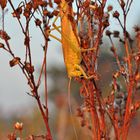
[103,19,110,29]
[106,30,112,37]
[24,62,34,74]
[0,43,4,48]
[46,12,53,18]
[107,5,113,12]
[113,11,120,18]
[12,7,22,19]
[0,30,10,40]
[54,0,61,4]
[104,13,110,20]
[14,122,23,131]
[134,25,140,32]
[110,46,116,53]
[9,57,20,67]
[113,71,120,79]
[40,1,48,7]
[135,73,140,81]
[120,0,125,9]
[52,10,59,16]
[113,31,120,38]
[43,9,48,16]
[35,18,42,26]
[81,119,86,127]
[23,9,30,18]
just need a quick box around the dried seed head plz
[113,11,120,18]
[9,57,20,67]
[104,12,110,20]
[113,31,120,38]
[32,0,47,9]
[76,107,83,117]
[135,73,140,81]
[106,30,112,37]
[52,10,59,16]
[26,2,32,11]
[54,0,61,4]
[12,7,22,19]
[134,101,140,111]
[134,25,140,32]
[134,55,140,61]
[113,71,120,79]
[40,1,48,7]
[23,9,31,18]
[120,0,125,9]
[83,1,90,8]
[110,46,116,53]
[46,12,53,18]
[8,133,16,140]
[81,119,86,127]
[43,9,48,16]
[0,30,10,40]
[0,43,4,48]
[103,19,110,29]
[107,5,113,12]
[35,18,42,26]
[14,122,23,131]
[24,62,34,74]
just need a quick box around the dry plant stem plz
[2,9,4,30]
[109,36,122,70]
[8,0,25,33]
[122,9,133,140]
[91,108,101,140]
[44,41,52,139]
[107,109,120,140]
[4,39,52,139]
[89,82,101,140]
[6,0,52,138]
[35,92,51,137]
[93,31,107,139]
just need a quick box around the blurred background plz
[0,0,140,139]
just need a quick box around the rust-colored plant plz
[0,0,140,140]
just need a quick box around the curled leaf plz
[9,57,20,67]
[0,0,7,9]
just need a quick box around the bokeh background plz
[0,0,140,139]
